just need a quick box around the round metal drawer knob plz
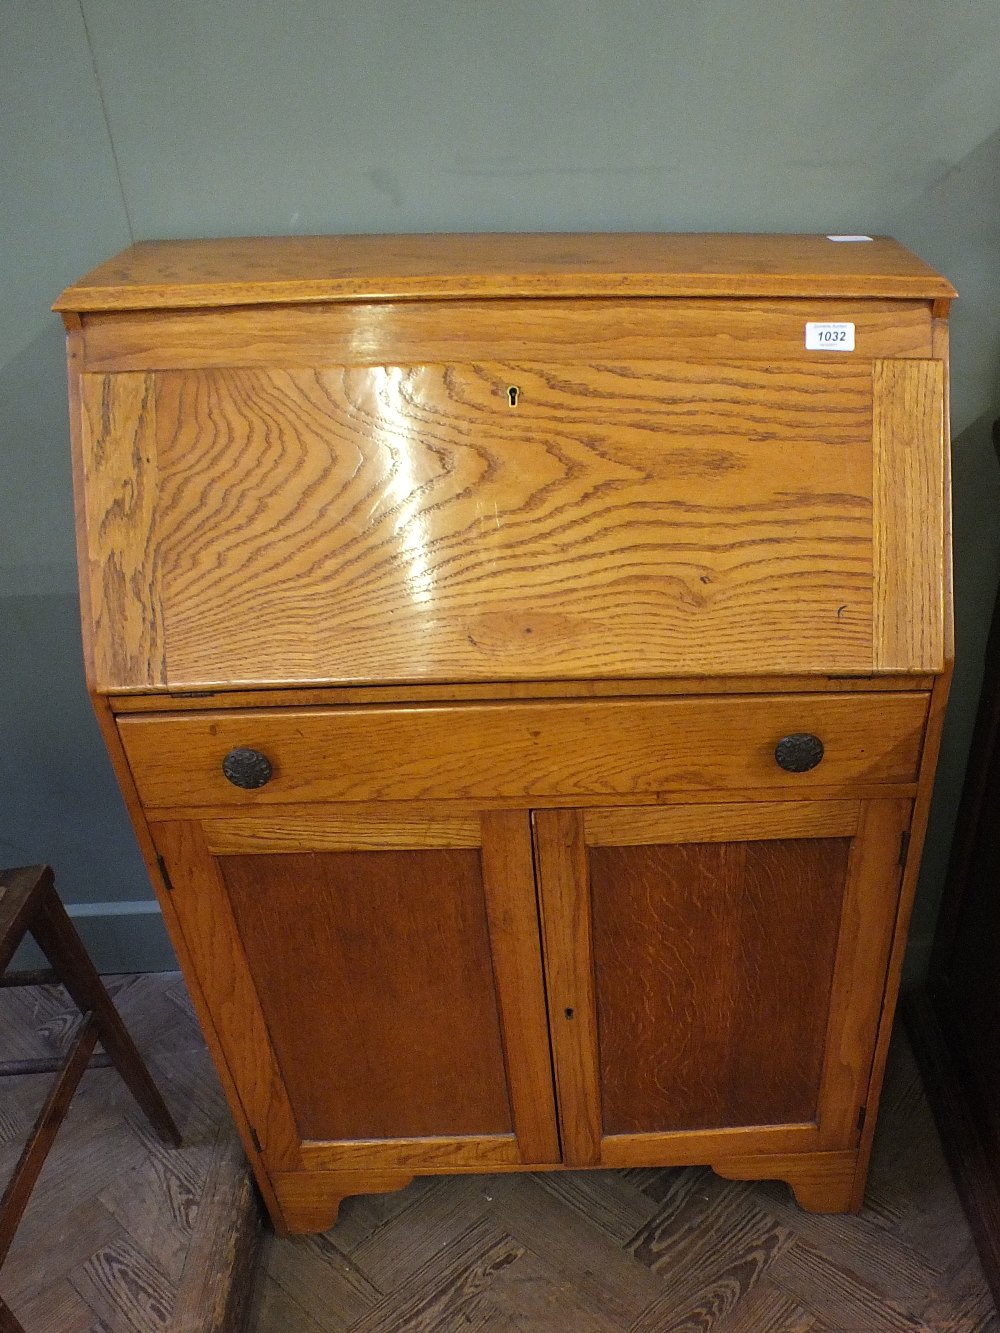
[774,733,825,773]
[222,747,273,789]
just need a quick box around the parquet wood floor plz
[0,973,256,1332]
[0,973,996,1331]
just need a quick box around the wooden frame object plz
[0,865,180,1276]
[54,234,954,1235]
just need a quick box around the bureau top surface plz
[55,232,955,312]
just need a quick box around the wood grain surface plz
[531,809,603,1168]
[106,672,938,712]
[872,358,946,671]
[82,358,880,688]
[583,800,859,846]
[117,693,928,808]
[269,1170,413,1236]
[589,836,850,1134]
[849,667,954,1208]
[150,821,304,1172]
[57,236,955,1250]
[218,847,513,1142]
[479,810,562,1165]
[79,373,164,691]
[298,1136,524,1173]
[78,299,934,373]
[812,799,911,1149]
[200,808,482,854]
[54,233,955,312]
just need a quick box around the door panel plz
[590,836,850,1134]
[219,847,510,1141]
[533,799,910,1167]
[153,807,559,1171]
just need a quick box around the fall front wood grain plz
[82,357,885,690]
[60,234,953,1231]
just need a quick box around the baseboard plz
[904,988,1000,1311]
[10,900,176,973]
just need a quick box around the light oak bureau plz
[55,233,955,1234]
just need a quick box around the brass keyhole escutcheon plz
[507,385,520,407]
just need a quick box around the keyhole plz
[507,385,520,408]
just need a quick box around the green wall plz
[3,0,999,974]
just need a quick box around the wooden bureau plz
[55,233,954,1234]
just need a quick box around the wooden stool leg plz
[0,1014,99,1266]
[29,887,181,1147]
[0,1294,27,1333]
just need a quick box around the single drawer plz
[119,693,928,809]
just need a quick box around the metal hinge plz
[857,1104,867,1132]
[156,855,174,892]
[898,829,911,868]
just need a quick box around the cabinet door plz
[532,799,910,1168]
[153,807,559,1174]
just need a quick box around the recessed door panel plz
[220,847,511,1142]
[590,837,850,1134]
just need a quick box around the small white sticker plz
[805,321,855,351]
[826,234,873,242]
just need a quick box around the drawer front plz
[119,693,928,809]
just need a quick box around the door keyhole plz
[507,385,520,408]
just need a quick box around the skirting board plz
[10,900,176,973]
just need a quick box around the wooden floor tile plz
[266,1233,381,1330]
[253,1274,326,1333]
[0,976,258,1331]
[489,1172,664,1327]
[69,1236,175,1333]
[349,1217,524,1333]
[770,1236,936,1332]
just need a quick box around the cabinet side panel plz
[218,849,514,1141]
[79,373,165,690]
[872,359,946,671]
[590,836,850,1134]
